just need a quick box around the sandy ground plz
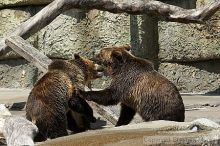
[1,88,220,126]
[1,88,220,145]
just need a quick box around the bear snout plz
[94,64,104,77]
[94,64,103,71]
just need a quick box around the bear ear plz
[124,44,131,51]
[111,50,123,63]
[74,54,81,59]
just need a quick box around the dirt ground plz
[1,89,220,145]
[1,88,220,126]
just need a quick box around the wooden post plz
[5,36,52,73]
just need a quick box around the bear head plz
[93,45,133,75]
[48,54,104,89]
[72,54,104,81]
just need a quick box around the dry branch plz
[0,0,219,55]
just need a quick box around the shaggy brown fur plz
[79,45,185,126]
[26,54,103,141]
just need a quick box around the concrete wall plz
[158,0,220,93]
[0,0,219,93]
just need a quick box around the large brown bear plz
[78,45,185,126]
[26,54,103,141]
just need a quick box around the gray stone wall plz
[0,0,219,93]
[158,0,220,93]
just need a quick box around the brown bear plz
[78,45,185,126]
[26,54,103,141]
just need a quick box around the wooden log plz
[0,0,53,9]
[0,0,219,55]
[37,119,220,146]
[88,102,117,125]
[0,104,11,145]
[3,116,38,146]
[5,36,52,73]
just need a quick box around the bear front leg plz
[78,88,119,106]
[116,103,136,127]
[68,96,87,114]
[78,97,96,122]
[68,96,96,123]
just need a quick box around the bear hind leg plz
[48,124,68,139]
[46,115,68,139]
[116,103,136,127]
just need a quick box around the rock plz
[0,59,38,88]
[190,118,220,131]
[109,118,220,132]
[38,119,220,146]
[3,116,38,146]
[38,9,130,59]
[0,104,11,116]
[158,0,220,62]
[0,104,11,133]
[159,62,220,93]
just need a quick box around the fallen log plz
[3,116,38,146]
[88,102,117,125]
[37,118,220,146]
[0,0,53,9]
[0,0,219,55]
[0,104,11,146]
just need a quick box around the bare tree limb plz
[65,0,220,23]
[0,0,53,9]
[0,0,219,56]
[5,36,52,73]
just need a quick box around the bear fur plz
[26,54,103,141]
[78,45,185,126]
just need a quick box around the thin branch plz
[0,0,219,55]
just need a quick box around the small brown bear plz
[26,54,103,141]
[79,45,185,126]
